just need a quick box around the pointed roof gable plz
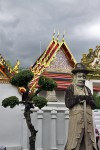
[0,54,12,83]
[29,38,76,91]
[0,54,20,83]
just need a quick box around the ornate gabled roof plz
[0,54,20,83]
[81,46,100,79]
[29,37,76,91]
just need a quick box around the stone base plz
[6,146,22,150]
[46,91,58,102]
[51,147,58,150]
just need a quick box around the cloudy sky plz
[0,0,100,68]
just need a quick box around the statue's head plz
[72,63,90,87]
[73,72,86,87]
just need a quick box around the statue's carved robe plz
[65,84,97,150]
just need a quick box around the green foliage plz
[10,70,34,87]
[38,76,57,91]
[2,96,19,108]
[93,93,100,109]
[32,96,47,109]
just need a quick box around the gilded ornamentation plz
[13,60,20,73]
[46,49,72,73]
[81,49,95,66]
[81,46,100,79]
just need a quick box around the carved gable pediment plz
[45,48,72,73]
[0,68,9,83]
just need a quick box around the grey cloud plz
[0,0,100,68]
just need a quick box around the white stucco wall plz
[0,82,99,150]
[0,84,22,149]
[0,83,69,150]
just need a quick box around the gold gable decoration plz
[81,46,100,79]
[45,48,73,73]
[12,60,20,73]
[0,54,21,83]
[0,69,9,83]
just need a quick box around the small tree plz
[93,92,100,109]
[2,70,57,150]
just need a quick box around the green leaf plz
[10,70,34,87]
[2,96,19,108]
[38,76,57,91]
[32,96,47,109]
[93,93,100,109]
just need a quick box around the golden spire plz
[52,29,55,40]
[13,60,20,73]
[57,31,59,42]
[62,30,65,42]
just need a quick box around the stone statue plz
[64,63,97,150]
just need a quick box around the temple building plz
[0,36,100,150]
[0,37,99,96]
[29,37,100,102]
[29,36,76,102]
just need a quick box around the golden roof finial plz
[89,48,93,53]
[52,29,55,40]
[62,30,65,42]
[13,60,20,73]
[57,30,59,42]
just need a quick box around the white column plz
[85,80,93,94]
[22,117,29,150]
[37,110,43,150]
[64,110,69,142]
[51,109,58,150]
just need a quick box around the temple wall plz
[0,84,69,150]
[22,102,69,150]
[0,84,22,150]
[22,102,100,150]
[0,84,100,150]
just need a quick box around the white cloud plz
[86,23,100,39]
[0,13,15,22]
[73,19,100,40]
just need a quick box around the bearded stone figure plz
[64,63,97,150]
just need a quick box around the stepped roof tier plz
[0,54,20,83]
[29,37,77,91]
[81,46,100,91]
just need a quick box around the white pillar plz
[22,117,29,150]
[51,109,58,150]
[37,110,43,150]
[64,110,69,142]
[85,80,93,94]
